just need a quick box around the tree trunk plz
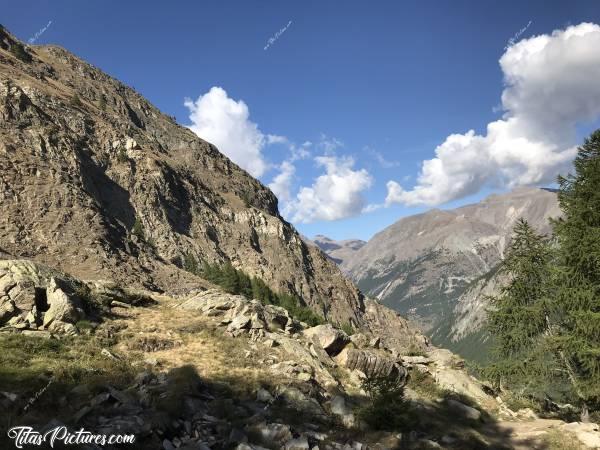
[558,350,588,422]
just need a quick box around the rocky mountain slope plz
[3,259,598,450]
[0,25,393,331]
[342,188,561,359]
[2,27,598,449]
[310,235,366,266]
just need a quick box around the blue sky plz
[4,1,600,240]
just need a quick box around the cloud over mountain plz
[386,22,600,206]
[185,86,270,177]
[287,155,373,223]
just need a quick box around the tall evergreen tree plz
[551,130,600,414]
[485,219,558,393]
[486,130,600,419]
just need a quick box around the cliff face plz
[0,27,368,326]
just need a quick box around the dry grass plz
[544,430,586,450]
[115,302,291,397]
[0,330,138,441]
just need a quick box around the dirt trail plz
[482,418,584,449]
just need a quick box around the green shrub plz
[98,94,107,111]
[75,320,94,332]
[357,374,418,431]
[407,367,442,397]
[240,192,253,208]
[132,217,145,240]
[69,93,83,107]
[503,393,539,412]
[193,261,324,326]
[9,42,32,62]
[116,148,128,163]
[340,322,354,336]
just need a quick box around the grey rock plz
[0,297,16,324]
[280,387,325,418]
[101,348,120,360]
[560,422,600,449]
[9,280,37,312]
[1,391,17,402]
[163,439,176,450]
[252,422,293,446]
[402,355,432,365]
[256,388,274,403]
[285,436,310,450]
[417,439,443,449]
[303,324,350,356]
[446,399,482,421]
[349,333,369,348]
[228,428,248,444]
[73,405,92,423]
[335,348,408,384]
[329,396,355,427]
[227,315,252,332]
[262,338,277,348]
[369,337,381,348]
[43,278,82,328]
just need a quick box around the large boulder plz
[329,395,356,427]
[0,260,50,326]
[433,367,491,405]
[335,348,408,385]
[0,297,16,323]
[0,260,89,333]
[303,324,350,356]
[43,278,84,329]
[446,399,481,421]
[179,290,296,332]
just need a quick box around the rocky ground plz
[1,259,599,449]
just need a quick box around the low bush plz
[357,374,418,431]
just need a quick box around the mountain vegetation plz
[338,187,561,358]
[485,130,600,421]
[182,254,324,326]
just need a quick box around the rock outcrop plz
[1,258,598,449]
[335,347,408,384]
[0,259,84,332]
[303,324,350,356]
[0,259,153,335]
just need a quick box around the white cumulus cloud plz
[287,155,373,223]
[386,22,600,207]
[185,87,270,177]
[268,160,296,204]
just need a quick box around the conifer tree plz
[486,130,600,419]
[551,130,600,414]
[485,218,557,393]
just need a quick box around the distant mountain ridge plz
[310,235,366,265]
[330,187,561,359]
